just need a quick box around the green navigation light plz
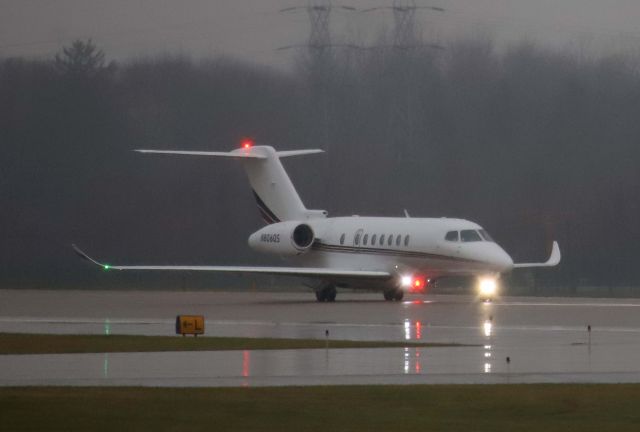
[104,265,111,270]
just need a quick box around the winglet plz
[547,241,561,266]
[513,241,561,268]
[72,244,111,270]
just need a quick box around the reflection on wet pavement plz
[4,341,640,387]
[2,291,640,386]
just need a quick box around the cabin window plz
[354,232,361,246]
[461,229,482,242]
[371,234,377,245]
[445,231,459,242]
[340,233,345,245]
[379,234,385,246]
[404,235,410,247]
[395,234,401,246]
[387,235,393,246]
[363,234,369,246]
[479,229,494,242]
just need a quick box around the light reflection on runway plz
[2,291,640,386]
[4,341,640,387]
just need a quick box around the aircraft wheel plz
[316,285,337,302]
[383,290,394,301]
[393,290,404,301]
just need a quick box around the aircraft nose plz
[484,244,513,272]
[495,246,514,271]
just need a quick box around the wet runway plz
[2,290,640,386]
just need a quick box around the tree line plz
[2,39,639,292]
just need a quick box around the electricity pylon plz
[362,1,444,163]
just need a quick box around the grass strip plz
[1,385,639,432]
[0,333,468,354]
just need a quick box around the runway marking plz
[494,302,640,307]
[4,318,640,335]
[0,317,172,324]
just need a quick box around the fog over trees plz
[2,38,639,292]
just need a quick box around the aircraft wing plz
[513,241,561,268]
[72,245,391,280]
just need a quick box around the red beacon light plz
[401,275,427,293]
[411,276,426,293]
[241,139,253,149]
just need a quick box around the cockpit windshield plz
[460,230,482,242]
[445,229,494,242]
[478,229,494,242]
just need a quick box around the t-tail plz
[134,144,327,223]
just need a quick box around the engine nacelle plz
[248,221,316,256]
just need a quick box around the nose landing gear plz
[315,285,337,302]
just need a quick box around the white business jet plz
[74,143,560,302]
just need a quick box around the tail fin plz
[134,145,327,223]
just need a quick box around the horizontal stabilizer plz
[513,241,561,268]
[133,145,326,222]
[72,245,391,280]
[134,149,266,159]
[134,148,324,159]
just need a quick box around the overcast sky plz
[2,0,640,68]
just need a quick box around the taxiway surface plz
[1,290,640,386]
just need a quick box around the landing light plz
[479,278,497,297]
[401,275,412,287]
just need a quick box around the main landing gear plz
[315,285,337,302]
[383,289,404,302]
[314,286,405,302]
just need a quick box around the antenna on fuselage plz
[403,209,411,218]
